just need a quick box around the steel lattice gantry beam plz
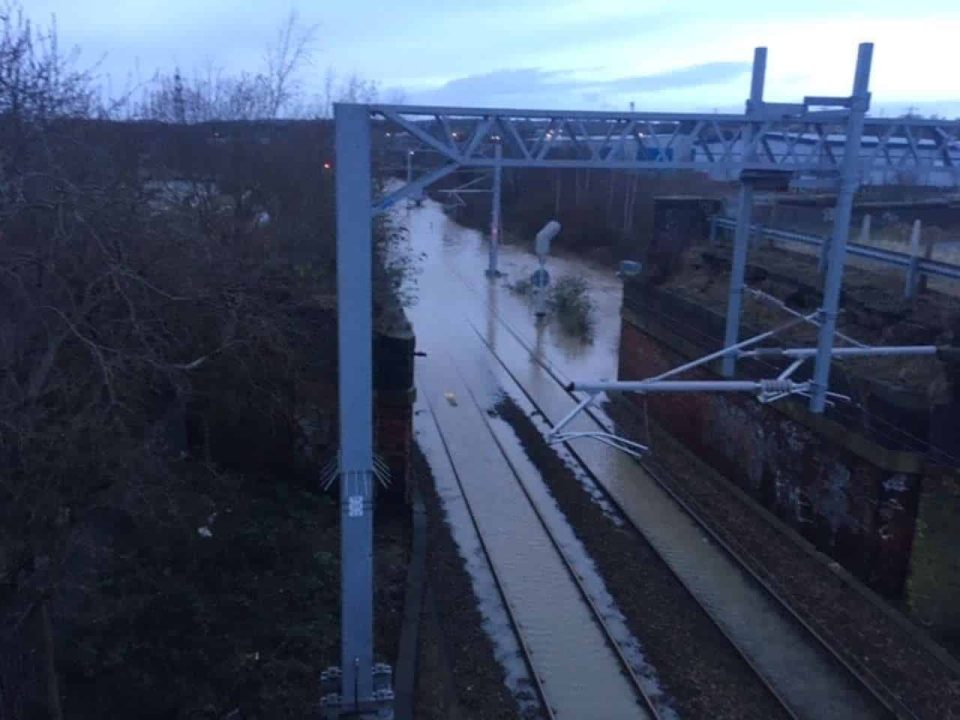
[372,105,960,210]
[327,42,960,719]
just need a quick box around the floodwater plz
[414,394,545,718]
[407,201,668,719]
[402,198,888,719]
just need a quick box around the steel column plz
[859,213,872,245]
[748,47,768,117]
[721,47,765,377]
[334,103,375,706]
[721,183,757,377]
[810,43,873,413]
[904,219,923,299]
[487,142,503,277]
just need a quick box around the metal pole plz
[406,150,413,186]
[748,47,767,112]
[919,223,936,294]
[572,379,807,394]
[486,142,502,277]
[740,344,937,360]
[810,43,873,413]
[721,47,765,378]
[818,226,832,278]
[859,213,871,245]
[904,219,922,299]
[533,262,548,318]
[721,183,756,376]
[334,103,375,706]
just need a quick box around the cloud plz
[428,69,577,100]
[602,62,752,93]
[414,62,752,107]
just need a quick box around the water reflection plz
[486,275,498,350]
[402,197,624,386]
[401,197,884,720]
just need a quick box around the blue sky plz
[26,0,960,116]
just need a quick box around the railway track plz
[403,196,955,717]
[463,302,904,719]
[418,350,666,719]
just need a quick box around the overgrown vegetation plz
[507,274,595,340]
[129,9,393,122]
[548,275,595,339]
[0,5,401,717]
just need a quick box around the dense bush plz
[507,274,594,340]
[548,275,595,339]
[0,7,356,717]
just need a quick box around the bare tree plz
[135,11,319,122]
[383,87,407,105]
[0,4,97,122]
[263,10,318,117]
[337,72,379,105]
[313,68,380,118]
[133,10,389,123]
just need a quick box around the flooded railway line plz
[465,311,894,719]
[408,200,905,719]
[416,337,666,719]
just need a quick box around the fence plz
[710,215,960,298]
